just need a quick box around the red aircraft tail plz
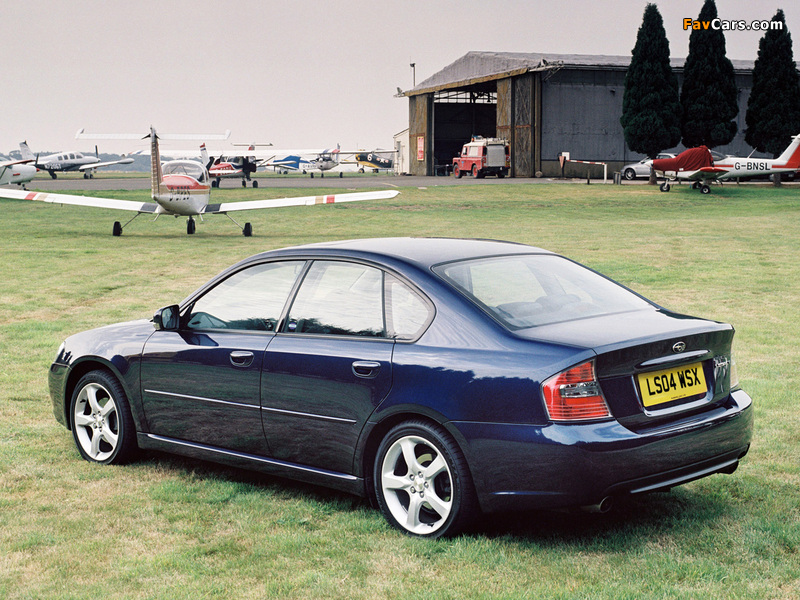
[776,134,800,169]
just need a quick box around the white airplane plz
[0,157,37,188]
[652,133,800,193]
[264,145,342,177]
[0,127,399,236]
[19,140,135,179]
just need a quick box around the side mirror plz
[153,305,180,331]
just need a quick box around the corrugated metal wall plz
[541,69,627,170]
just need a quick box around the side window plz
[385,275,432,340]
[287,261,385,337]
[185,261,305,331]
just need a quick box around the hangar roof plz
[403,51,758,96]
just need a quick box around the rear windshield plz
[433,254,652,329]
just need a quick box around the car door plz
[139,260,306,455]
[261,260,396,475]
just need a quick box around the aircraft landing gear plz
[187,217,196,235]
[252,180,258,188]
[659,182,670,192]
[241,179,247,188]
[49,171,57,179]
[700,184,711,194]
[113,221,122,236]
[223,213,252,237]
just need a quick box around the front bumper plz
[49,361,70,428]
[450,388,753,513]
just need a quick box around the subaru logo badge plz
[672,341,686,353]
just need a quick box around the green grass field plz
[1,181,798,599]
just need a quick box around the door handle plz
[230,351,254,367]
[352,360,381,379]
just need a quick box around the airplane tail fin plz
[149,127,165,200]
[200,143,211,169]
[19,141,34,161]
[777,133,800,168]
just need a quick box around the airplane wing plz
[76,129,231,141]
[0,188,159,213]
[205,190,399,214]
[78,157,136,171]
[685,167,728,181]
[0,158,35,167]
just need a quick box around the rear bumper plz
[450,388,753,513]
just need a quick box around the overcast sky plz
[1,0,797,155]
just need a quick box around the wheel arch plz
[63,358,130,430]
[357,408,475,507]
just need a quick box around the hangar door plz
[496,73,541,178]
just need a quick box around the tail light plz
[542,360,611,422]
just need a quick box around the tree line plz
[620,0,800,165]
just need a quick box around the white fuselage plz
[0,161,37,186]
[154,161,211,216]
[36,151,100,172]
[712,157,798,180]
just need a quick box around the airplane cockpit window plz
[163,161,207,183]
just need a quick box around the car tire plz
[624,168,636,180]
[374,420,478,538]
[70,370,138,465]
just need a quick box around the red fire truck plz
[453,137,510,178]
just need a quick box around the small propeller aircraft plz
[201,144,261,188]
[0,157,37,188]
[0,127,399,236]
[19,140,134,179]
[350,150,396,173]
[264,146,342,177]
[651,133,800,193]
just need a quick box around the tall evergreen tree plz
[680,0,739,148]
[620,3,682,163]
[745,9,800,157]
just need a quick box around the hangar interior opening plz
[433,88,498,174]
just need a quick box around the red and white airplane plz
[651,133,800,193]
[0,127,399,236]
[201,144,262,188]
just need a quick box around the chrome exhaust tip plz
[581,496,614,514]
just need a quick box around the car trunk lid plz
[516,309,736,430]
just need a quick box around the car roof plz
[251,237,554,269]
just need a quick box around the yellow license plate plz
[637,362,707,408]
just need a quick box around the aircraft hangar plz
[401,51,759,177]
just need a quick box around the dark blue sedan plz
[49,238,753,537]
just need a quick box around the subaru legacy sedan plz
[49,238,752,538]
